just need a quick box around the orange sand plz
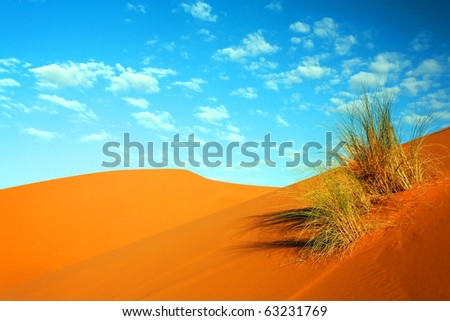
[1,128,449,300]
[0,170,274,292]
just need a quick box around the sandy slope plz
[1,128,449,300]
[0,170,274,292]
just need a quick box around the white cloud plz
[410,31,431,52]
[2,101,32,113]
[133,111,175,131]
[75,109,98,123]
[414,90,450,111]
[275,114,289,127]
[195,105,229,124]
[290,21,310,34]
[303,39,314,49]
[214,31,279,63]
[37,93,97,123]
[197,28,215,41]
[312,17,357,54]
[400,77,431,96]
[108,68,159,93]
[162,42,176,52]
[244,57,278,71]
[22,127,59,140]
[297,56,331,78]
[337,91,357,99]
[435,110,450,120]
[263,56,331,90]
[126,3,146,13]
[145,38,158,46]
[115,63,126,73]
[122,97,149,109]
[172,78,206,92]
[30,61,113,89]
[342,58,366,76]
[313,17,338,38]
[39,94,86,112]
[181,1,217,22]
[142,67,177,78]
[263,70,301,91]
[230,87,258,99]
[403,113,430,125]
[227,124,240,133]
[290,37,302,44]
[0,78,20,91]
[0,58,20,73]
[335,101,354,113]
[80,131,112,142]
[349,71,386,89]
[222,123,244,141]
[428,91,450,110]
[0,58,20,67]
[265,1,282,12]
[370,52,409,75]
[330,97,346,108]
[384,86,401,97]
[194,125,210,134]
[408,58,442,77]
[255,109,268,116]
[226,133,245,141]
[345,53,409,90]
[335,35,357,55]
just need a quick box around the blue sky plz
[1,0,450,188]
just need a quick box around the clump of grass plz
[303,87,431,258]
[300,167,372,258]
[337,87,428,199]
[259,86,432,261]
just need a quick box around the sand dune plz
[1,128,449,300]
[0,170,274,292]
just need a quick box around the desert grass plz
[337,88,429,198]
[256,86,434,260]
[299,167,372,259]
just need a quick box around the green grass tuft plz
[301,167,371,258]
[260,86,435,261]
[337,87,428,198]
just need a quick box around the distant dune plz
[1,128,449,300]
[0,170,274,292]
